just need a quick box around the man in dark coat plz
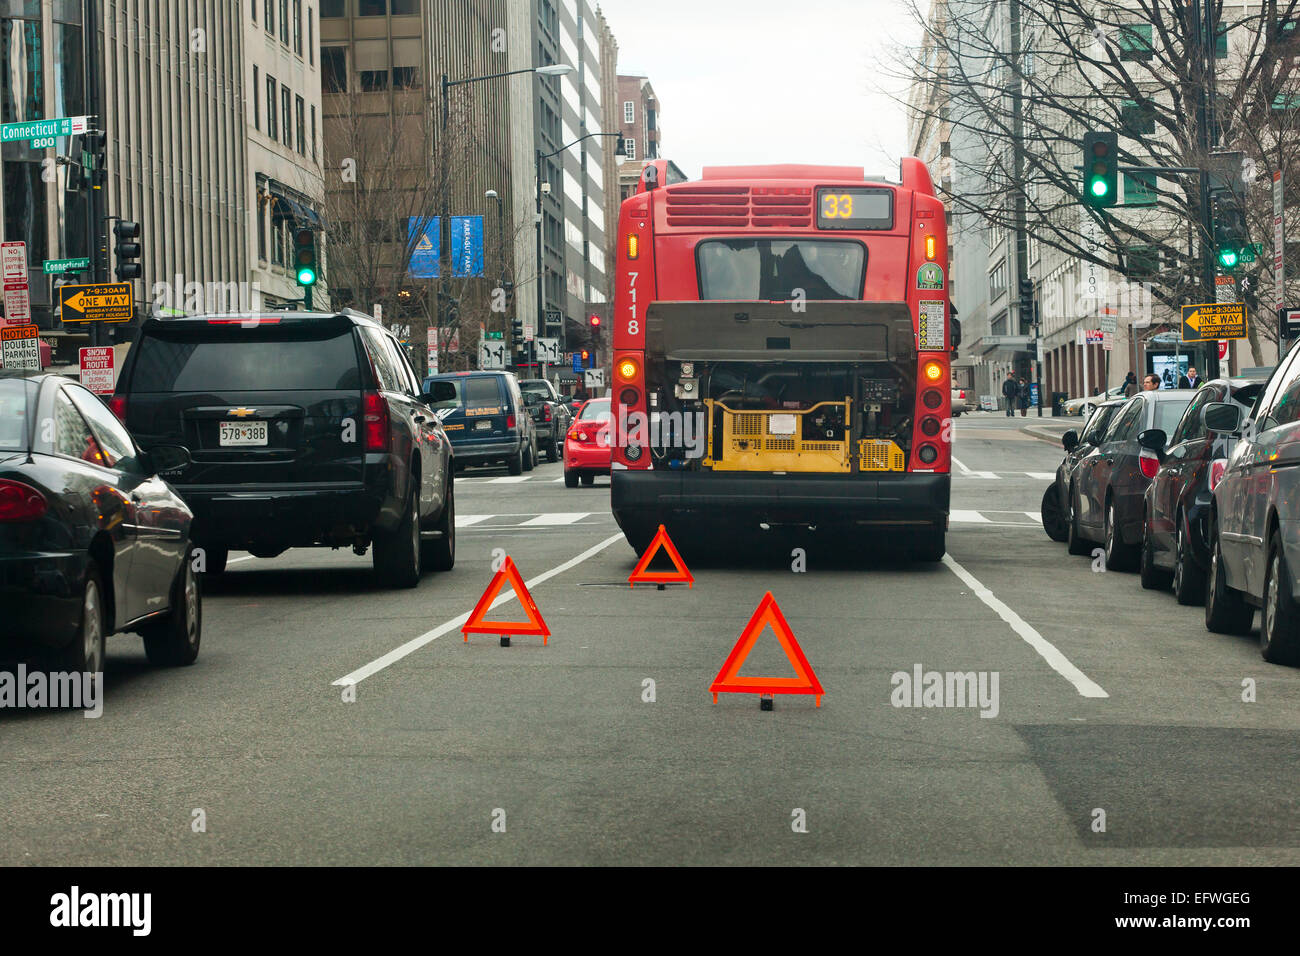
[1001,371,1019,417]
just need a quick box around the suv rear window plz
[130,326,362,392]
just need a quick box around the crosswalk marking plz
[1025,472,1056,480]
[519,512,590,526]
[487,476,531,484]
[950,510,991,523]
[455,515,493,528]
[1024,511,1041,522]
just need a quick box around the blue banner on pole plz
[573,352,582,373]
[408,217,438,279]
[450,215,484,277]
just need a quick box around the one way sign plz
[1181,301,1246,342]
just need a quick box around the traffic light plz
[113,221,141,280]
[1018,278,1034,321]
[83,132,106,188]
[1211,189,1249,270]
[589,314,602,333]
[1082,131,1118,208]
[581,349,590,367]
[511,315,524,346]
[293,228,317,286]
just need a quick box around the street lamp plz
[534,132,627,372]
[485,188,507,341]
[436,63,576,367]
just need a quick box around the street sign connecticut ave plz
[1181,301,1247,342]
[58,282,134,323]
[0,115,87,149]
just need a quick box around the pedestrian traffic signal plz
[1082,131,1118,208]
[113,221,141,280]
[293,228,317,286]
[1211,189,1249,270]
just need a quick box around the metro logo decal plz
[917,263,944,289]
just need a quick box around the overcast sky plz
[598,0,921,181]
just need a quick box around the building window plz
[1121,98,1156,135]
[272,217,287,267]
[264,0,274,34]
[1124,170,1157,206]
[282,86,293,147]
[252,0,257,22]
[1125,245,1161,276]
[359,0,386,14]
[623,100,634,124]
[1216,24,1229,59]
[292,1,302,55]
[321,0,345,16]
[356,39,389,91]
[392,37,421,89]
[322,47,346,93]
[1118,23,1153,61]
[360,70,389,92]
[280,0,289,44]
[296,95,306,154]
[253,66,260,129]
[308,9,314,64]
[392,0,418,13]
[989,259,1007,300]
[622,138,635,160]
[266,74,277,139]
[258,195,267,260]
[311,105,317,162]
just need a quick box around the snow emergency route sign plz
[58,282,134,323]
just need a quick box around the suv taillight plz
[363,391,390,452]
[544,405,552,422]
[108,395,127,423]
[507,413,516,430]
[0,479,47,522]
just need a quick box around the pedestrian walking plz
[1017,377,1031,417]
[1002,371,1018,417]
[1123,371,1138,398]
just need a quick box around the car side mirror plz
[1203,402,1242,434]
[1138,428,1167,452]
[1061,429,1080,453]
[147,443,192,477]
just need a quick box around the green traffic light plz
[1218,249,1239,269]
[297,267,317,286]
[1090,179,1109,197]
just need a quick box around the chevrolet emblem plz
[228,407,257,417]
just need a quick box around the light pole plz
[534,132,625,374]
[438,63,573,370]
[485,188,506,341]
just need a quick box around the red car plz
[564,397,611,487]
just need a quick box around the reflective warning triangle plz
[461,555,550,644]
[710,592,823,705]
[628,524,694,588]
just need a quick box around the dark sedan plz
[1041,398,1125,541]
[1065,388,1195,569]
[1139,378,1264,603]
[0,372,200,673]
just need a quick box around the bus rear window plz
[697,239,865,301]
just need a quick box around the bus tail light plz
[924,234,936,260]
[920,416,941,437]
[1209,458,1228,491]
[922,389,943,410]
[617,357,640,382]
[923,360,945,383]
[917,444,939,465]
[363,391,390,452]
[627,234,639,259]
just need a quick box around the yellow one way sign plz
[1181,301,1247,342]
[59,282,134,323]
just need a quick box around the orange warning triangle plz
[461,555,551,644]
[628,524,694,588]
[710,592,823,705]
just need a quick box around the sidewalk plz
[1020,416,1074,445]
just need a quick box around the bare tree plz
[897,0,1300,364]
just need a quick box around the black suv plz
[519,378,573,462]
[111,311,455,588]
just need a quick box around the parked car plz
[519,378,573,462]
[423,370,537,475]
[563,397,612,487]
[113,311,454,588]
[0,371,200,670]
[1040,398,1126,541]
[1203,343,1300,664]
[1063,388,1195,568]
[950,385,974,416]
[1138,378,1265,603]
[1063,383,1129,417]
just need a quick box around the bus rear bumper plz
[611,469,950,538]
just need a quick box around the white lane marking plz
[455,514,493,528]
[1026,472,1056,480]
[227,554,257,565]
[957,471,1002,479]
[519,512,590,526]
[950,510,991,523]
[950,455,972,475]
[1024,511,1042,523]
[332,532,626,687]
[942,554,1108,699]
[488,476,531,484]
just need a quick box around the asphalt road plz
[4,411,1299,865]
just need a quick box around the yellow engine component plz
[858,439,906,472]
[704,399,852,473]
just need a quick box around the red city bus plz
[607,158,954,560]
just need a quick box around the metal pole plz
[437,73,450,375]
[535,149,544,374]
[84,0,103,349]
